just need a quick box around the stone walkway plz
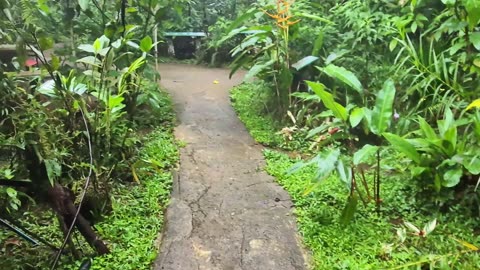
[153,64,308,270]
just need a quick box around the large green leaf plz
[225,8,258,35]
[370,79,396,135]
[383,133,421,164]
[244,59,275,81]
[418,117,437,140]
[292,56,319,71]
[306,81,347,121]
[336,159,353,190]
[349,107,365,128]
[78,0,89,11]
[442,166,463,187]
[319,64,363,95]
[140,36,153,53]
[312,32,324,56]
[313,149,341,182]
[470,32,480,51]
[353,144,379,165]
[340,193,358,225]
[465,0,480,30]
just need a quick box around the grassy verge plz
[0,88,179,270]
[231,83,480,269]
[230,82,283,147]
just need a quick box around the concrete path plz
[154,64,308,270]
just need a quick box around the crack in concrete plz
[240,226,246,268]
[154,63,309,270]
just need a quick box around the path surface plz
[154,63,308,270]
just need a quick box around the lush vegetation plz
[0,0,182,269]
[228,0,480,268]
[1,123,179,269]
[232,82,480,269]
[2,0,480,269]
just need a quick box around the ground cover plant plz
[2,0,480,269]
[0,0,182,269]
[227,0,480,268]
[231,82,480,269]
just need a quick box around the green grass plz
[232,83,480,269]
[68,129,179,270]
[230,82,283,147]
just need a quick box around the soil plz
[154,63,309,270]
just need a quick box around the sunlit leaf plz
[452,237,479,251]
[383,133,421,163]
[292,56,318,70]
[140,36,153,53]
[404,221,420,233]
[423,219,437,235]
[349,107,364,128]
[370,79,396,135]
[307,81,347,121]
[466,99,480,111]
[353,144,379,165]
[320,64,363,95]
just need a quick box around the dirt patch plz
[153,63,309,270]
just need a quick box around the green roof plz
[164,32,207,37]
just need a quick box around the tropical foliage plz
[227,0,480,268]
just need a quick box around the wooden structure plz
[160,32,207,59]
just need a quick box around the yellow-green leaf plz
[466,99,480,111]
[452,237,479,251]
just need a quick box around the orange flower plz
[262,0,300,30]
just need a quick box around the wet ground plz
[153,64,308,270]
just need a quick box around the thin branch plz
[50,105,94,270]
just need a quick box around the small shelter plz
[160,32,207,59]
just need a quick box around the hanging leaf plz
[319,64,363,95]
[313,149,341,182]
[244,59,275,81]
[38,36,54,51]
[463,154,480,175]
[340,193,358,225]
[336,160,352,190]
[292,56,319,70]
[383,133,421,164]
[297,13,333,24]
[306,81,347,121]
[370,79,396,135]
[78,44,95,53]
[76,56,101,67]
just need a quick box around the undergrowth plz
[0,89,179,270]
[230,82,283,147]
[232,83,480,269]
